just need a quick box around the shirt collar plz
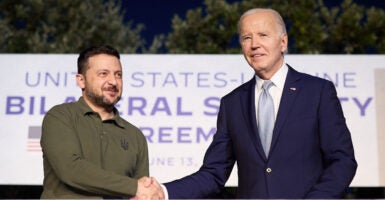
[255,60,288,91]
[77,97,125,128]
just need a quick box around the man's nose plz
[251,37,261,49]
[107,75,117,85]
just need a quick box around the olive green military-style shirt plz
[40,97,149,198]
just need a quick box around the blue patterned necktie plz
[258,80,274,157]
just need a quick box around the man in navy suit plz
[139,8,357,199]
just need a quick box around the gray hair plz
[237,8,287,37]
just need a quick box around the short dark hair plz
[77,45,120,75]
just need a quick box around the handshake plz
[133,176,165,200]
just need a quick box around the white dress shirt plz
[255,62,288,123]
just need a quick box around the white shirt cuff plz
[160,184,169,200]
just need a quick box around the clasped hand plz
[133,176,165,200]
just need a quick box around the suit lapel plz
[240,77,267,160]
[270,65,302,153]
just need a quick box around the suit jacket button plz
[266,168,272,173]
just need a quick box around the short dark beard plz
[85,88,121,110]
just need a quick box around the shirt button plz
[266,168,272,173]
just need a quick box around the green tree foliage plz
[318,0,385,53]
[268,0,326,53]
[0,0,147,53]
[166,0,242,53]
[1,0,384,54]
[165,0,385,54]
[362,5,385,53]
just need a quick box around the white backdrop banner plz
[0,54,383,186]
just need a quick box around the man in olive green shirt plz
[40,45,163,199]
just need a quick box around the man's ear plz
[76,74,85,89]
[281,33,288,54]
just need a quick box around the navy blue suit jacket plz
[164,65,357,198]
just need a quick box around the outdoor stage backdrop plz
[0,54,384,187]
